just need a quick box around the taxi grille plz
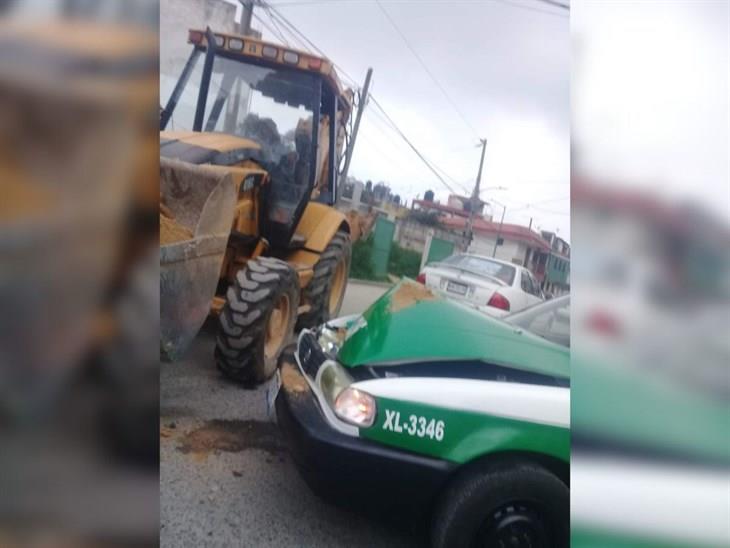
[297,332,327,378]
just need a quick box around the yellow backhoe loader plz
[160,28,370,384]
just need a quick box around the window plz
[443,255,516,285]
[521,272,530,292]
[521,271,539,295]
[529,273,541,296]
[506,296,570,347]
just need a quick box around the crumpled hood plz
[337,280,569,379]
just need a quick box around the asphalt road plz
[160,281,423,547]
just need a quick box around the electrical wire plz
[260,0,475,195]
[261,5,292,46]
[534,0,570,10]
[374,0,480,140]
[493,0,568,19]
[261,0,363,88]
[269,0,568,18]
[251,11,290,45]
[368,96,459,194]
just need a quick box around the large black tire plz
[297,231,351,330]
[431,460,569,548]
[215,257,299,385]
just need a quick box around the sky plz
[227,0,571,239]
[572,0,729,223]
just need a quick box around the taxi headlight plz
[334,387,376,427]
[318,361,352,406]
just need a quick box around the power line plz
[374,0,480,140]
[269,0,568,18]
[493,0,568,19]
[251,10,290,45]
[260,0,466,194]
[262,5,293,46]
[365,105,466,194]
[534,0,570,10]
[261,1,361,87]
[368,96,460,194]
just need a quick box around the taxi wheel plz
[216,257,299,385]
[431,461,568,548]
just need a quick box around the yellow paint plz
[295,202,349,253]
[296,268,314,288]
[190,28,352,115]
[252,238,268,259]
[286,249,322,270]
[161,130,260,152]
[233,196,256,235]
[210,296,225,314]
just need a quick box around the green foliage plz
[350,236,376,280]
[408,209,442,227]
[388,243,421,279]
[350,236,422,281]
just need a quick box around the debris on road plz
[177,419,286,461]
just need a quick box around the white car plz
[416,253,544,316]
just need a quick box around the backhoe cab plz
[160,28,355,384]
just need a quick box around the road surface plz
[159,281,423,547]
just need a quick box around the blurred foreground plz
[0,1,159,545]
[571,1,729,546]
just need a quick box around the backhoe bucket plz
[160,158,236,361]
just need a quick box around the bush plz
[349,236,376,280]
[349,236,422,281]
[388,243,421,279]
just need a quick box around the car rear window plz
[443,255,516,285]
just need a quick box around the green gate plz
[426,236,455,264]
[371,216,395,278]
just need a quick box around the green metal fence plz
[371,217,395,278]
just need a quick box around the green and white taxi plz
[275,280,569,547]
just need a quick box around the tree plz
[394,195,401,205]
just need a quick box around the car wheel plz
[432,460,568,548]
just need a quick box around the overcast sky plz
[230,0,570,239]
[573,0,729,223]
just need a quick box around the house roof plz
[412,199,470,218]
[572,180,730,246]
[440,216,551,251]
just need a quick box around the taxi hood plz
[336,280,569,380]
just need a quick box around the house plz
[540,231,571,296]
[412,195,493,221]
[440,216,552,281]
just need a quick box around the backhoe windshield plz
[164,52,318,173]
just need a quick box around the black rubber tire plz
[431,461,569,548]
[296,231,351,330]
[215,257,299,385]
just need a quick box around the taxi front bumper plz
[275,346,454,515]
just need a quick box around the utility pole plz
[465,138,487,248]
[239,0,254,35]
[226,1,255,132]
[339,68,373,196]
[492,203,506,258]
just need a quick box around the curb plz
[347,278,394,289]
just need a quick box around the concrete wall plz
[469,235,527,265]
[160,0,238,101]
[395,218,465,254]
